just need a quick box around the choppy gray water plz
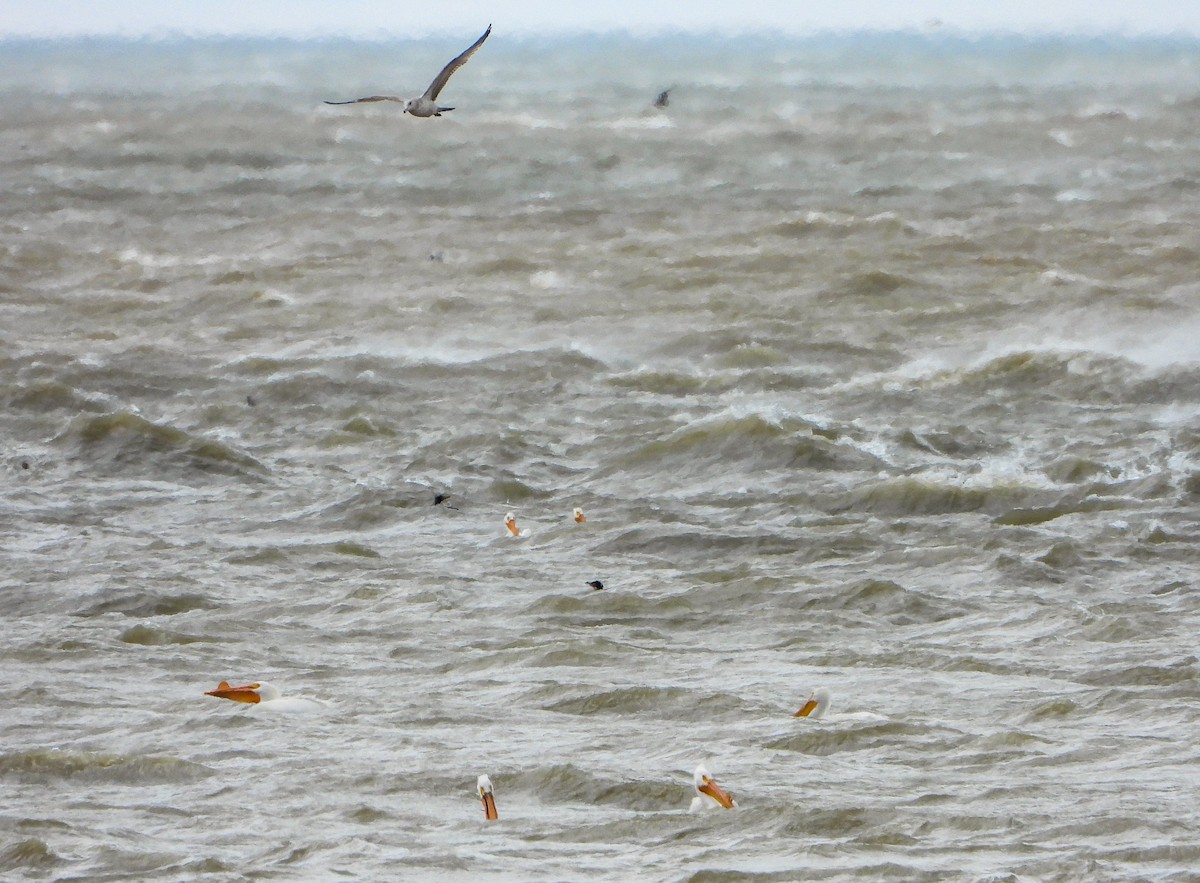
[2,32,1200,882]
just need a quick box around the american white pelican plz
[504,512,528,537]
[794,687,831,719]
[689,764,736,812]
[573,507,586,523]
[793,687,884,722]
[204,680,329,713]
[324,25,491,118]
[477,774,499,820]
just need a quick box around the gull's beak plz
[699,776,735,809]
[794,692,819,717]
[205,681,262,704]
[480,790,498,820]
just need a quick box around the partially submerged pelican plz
[794,687,831,719]
[504,512,521,536]
[689,764,736,812]
[573,507,586,523]
[478,774,499,820]
[793,687,884,722]
[204,680,329,713]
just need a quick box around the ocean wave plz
[511,764,685,812]
[54,411,266,481]
[1075,657,1199,687]
[830,475,1057,517]
[0,749,212,785]
[0,838,61,872]
[543,685,752,720]
[5,378,108,416]
[784,578,969,627]
[597,412,890,481]
[75,591,217,618]
[924,350,1148,404]
[117,624,229,645]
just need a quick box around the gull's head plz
[573,507,586,523]
[205,680,278,704]
[504,512,519,536]
[477,774,498,821]
[402,99,413,114]
[794,687,831,719]
[692,764,735,809]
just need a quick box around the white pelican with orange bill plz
[504,512,528,537]
[793,687,884,722]
[477,774,499,820]
[573,507,586,523]
[204,680,330,713]
[689,764,737,812]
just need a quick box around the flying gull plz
[325,25,491,117]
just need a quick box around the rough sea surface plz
[2,32,1200,882]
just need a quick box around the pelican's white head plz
[477,774,498,820]
[794,687,831,719]
[692,764,736,809]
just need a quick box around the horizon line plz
[3,23,1200,43]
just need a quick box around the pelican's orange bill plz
[505,517,519,536]
[481,791,498,820]
[699,779,735,809]
[205,681,262,703]
[794,697,819,717]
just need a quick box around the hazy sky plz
[3,0,1199,39]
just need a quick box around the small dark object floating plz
[587,580,604,591]
[433,493,459,510]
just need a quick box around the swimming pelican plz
[573,507,586,523]
[793,687,884,722]
[204,680,329,712]
[794,687,831,719]
[504,512,522,536]
[324,25,491,117]
[689,764,736,812]
[477,774,499,820]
